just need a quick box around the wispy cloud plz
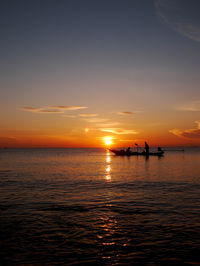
[117,111,133,115]
[83,118,109,123]
[21,107,42,112]
[119,139,134,142]
[48,105,88,110]
[79,114,98,117]
[155,0,200,42]
[62,114,76,118]
[21,107,64,114]
[21,105,88,114]
[38,109,64,113]
[100,128,138,135]
[170,121,200,139]
[98,122,121,127]
[176,101,200,111]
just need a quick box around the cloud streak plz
[97,122,121,127]
[117,111,133,115]
[21,105,88,114]
[21,107,42,112]
[176,101,200,111]
[119,139,134,142]
[48,106,88,110]
[100,128,138,135]
[155,0,200,42]
[38,109,64,113]
[79,114,98,117]
[62,115,76,118]
[170,121,200,139]
[21,107,64,114]
[83,118,109,123]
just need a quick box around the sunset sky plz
[1,0,200,147]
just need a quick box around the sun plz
[104,137,113,146]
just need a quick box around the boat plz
[109,149,164,157]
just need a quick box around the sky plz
[1,0,200,148]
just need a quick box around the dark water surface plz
[0,148,200,265]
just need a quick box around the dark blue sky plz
[1,0,199,69]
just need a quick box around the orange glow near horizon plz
[2,114,200,148]
[1,128,200,148]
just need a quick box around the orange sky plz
[1,106,200,148]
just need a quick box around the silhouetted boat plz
[109,149,164,156]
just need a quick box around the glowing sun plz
[104,137,113,146]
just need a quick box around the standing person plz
[145,141,149,155]
[157,147,162,152]
[135,143,139,153]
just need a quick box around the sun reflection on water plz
[99,215,118,244]
[105,151,111,181]
[105,174,111,181]
[106,165,111,173]
[106,156,111,163]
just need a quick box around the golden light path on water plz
[105,150,111,181]
[98,149,120,254]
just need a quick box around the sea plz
[0,147,200,265]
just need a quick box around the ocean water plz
[0,148,200,265]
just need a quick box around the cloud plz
[48,105,88,110]
[170,121,200,139]
[83,118,109,123]
[119,139,134,142]
[169,128,183,137]
[176,101,200,111]
[98,122,121,127]
[62,115,76,118]
[38,109,64,113]
[100,128,138,135]
[117,111,133,115]
[155,0,200,42]
[21,107,42,112]
[21,105,88,114]
[79,114,98,117]
[21,107,64,114]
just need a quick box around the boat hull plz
[109,149,164,156]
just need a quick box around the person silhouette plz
[158,147,162,152]
[145,141,149,155]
